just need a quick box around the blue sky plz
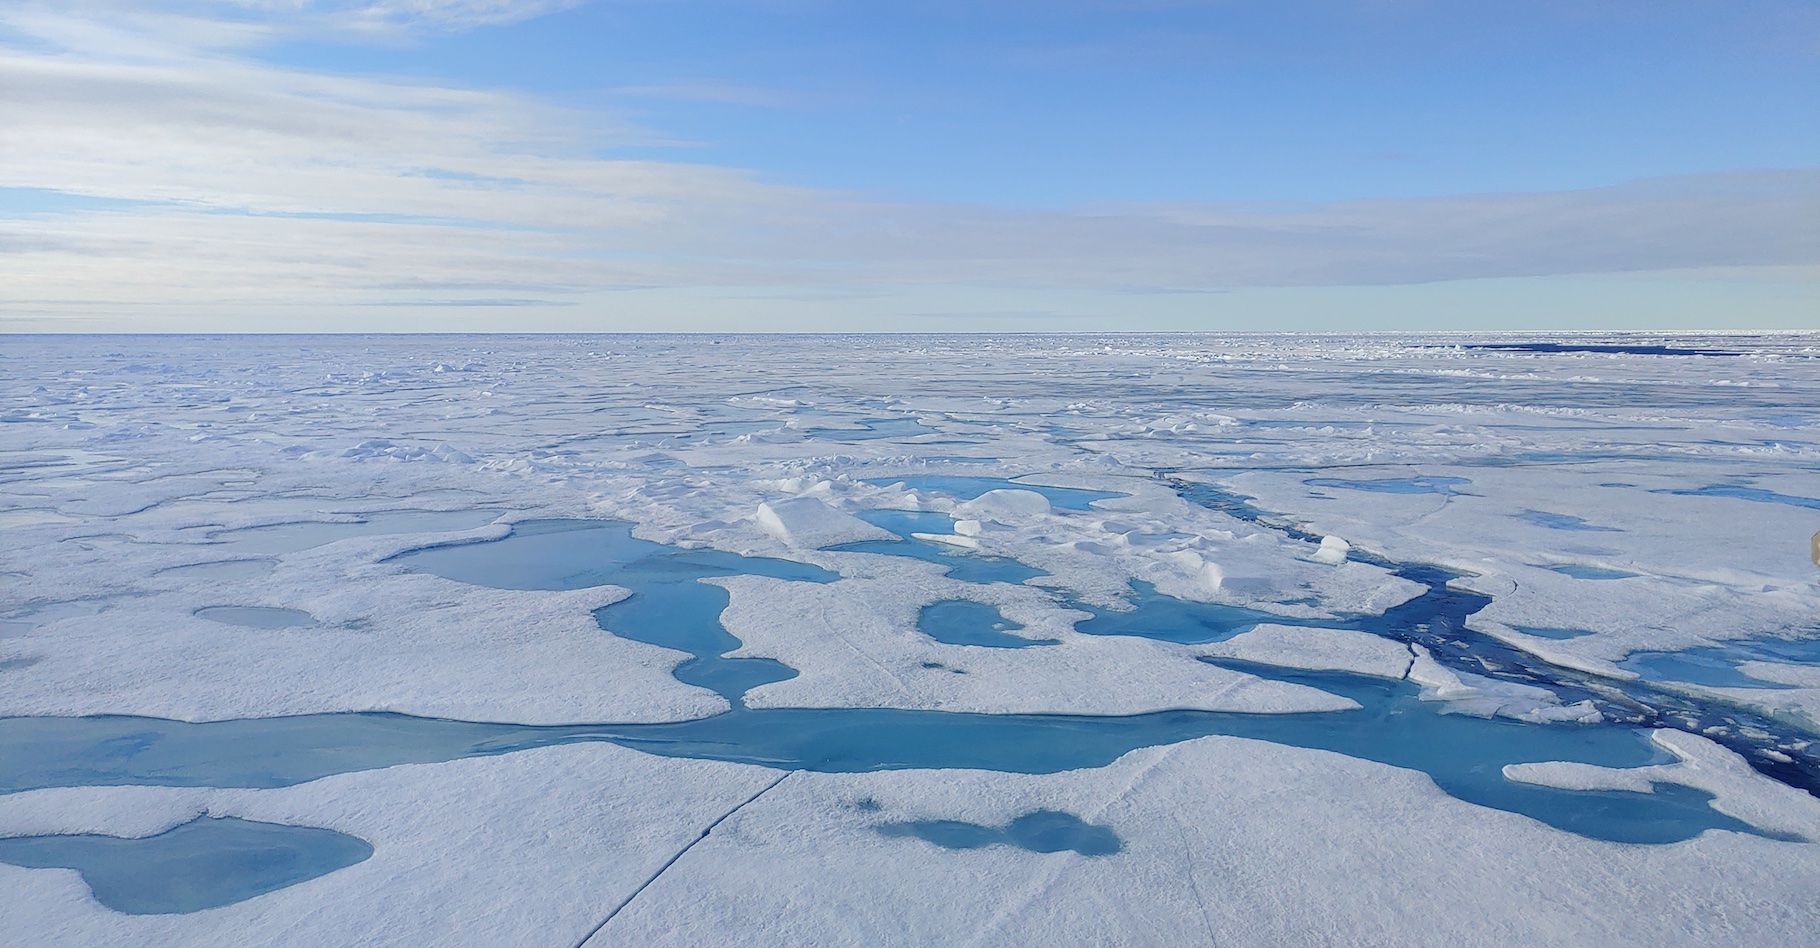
[264,1,1817,204]
[1,1,1815,331]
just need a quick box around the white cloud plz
[234,0,588,33]
[6,1,584,45]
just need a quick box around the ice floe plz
[3,332,1818,945]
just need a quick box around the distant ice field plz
[2,332,1819,946]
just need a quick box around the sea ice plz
[1195,624,1414,679]
[753,496,891,549]
[3,332,1817,946]
[604,738,1820,946]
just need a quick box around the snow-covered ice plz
[608,737,1820,946]
[3,332,1819,945]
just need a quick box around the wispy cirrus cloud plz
[5,0,585,44]
[234,0,588,34]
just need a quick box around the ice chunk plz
[954,489,1051,523]
[1405,644,1587,721]
[1406,644,1478,699]
[1312,535,1350,565]
[1198,624,1413,679]
[911,532,979,549]
[754,498,891,549]
[1513,700,1604,725]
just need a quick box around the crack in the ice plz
[573,770,794,947]
[1157,471,1820,797]
[1170,812,1220,944]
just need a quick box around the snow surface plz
[717,574,1359,715]
[1195,623,1415,679]
[0,744,779,946]
[3,332,1819,945]
[752,496,890,549]
[607,736,1820,946]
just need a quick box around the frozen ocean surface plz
[3,332,1820,946]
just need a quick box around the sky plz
[1,0,1815,332]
